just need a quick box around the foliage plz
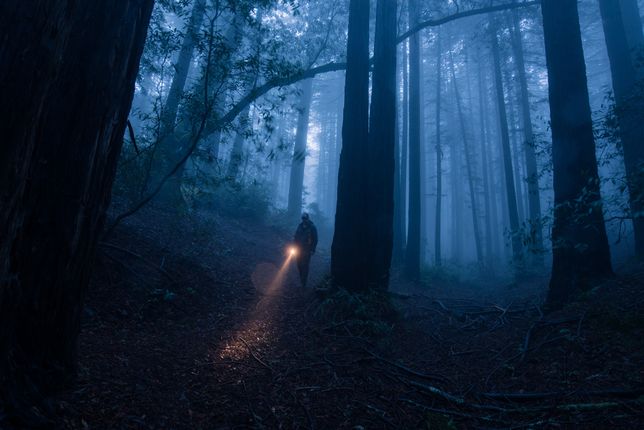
[315,284,398,338]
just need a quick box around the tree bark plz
[331,0,370,290]
[541,0,613,307]
[0,0,153,419]
[366,0,397,289]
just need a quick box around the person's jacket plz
[294,220,318,254]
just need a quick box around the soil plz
[55,204,644,429]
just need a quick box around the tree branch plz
[396,0,541,44]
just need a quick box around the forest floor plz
[55,204,644,429]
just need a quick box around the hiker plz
[293,212,318,287]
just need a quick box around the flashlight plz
[289,246,298,256]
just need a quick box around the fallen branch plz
[480,388,644,402]
[363,349,450,384]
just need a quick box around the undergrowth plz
[314,279,398,338]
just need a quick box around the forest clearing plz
[2,0,644,428]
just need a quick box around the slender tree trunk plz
[541,0,613,307]
[405,0,422,279]
[434,32,443,267]
[287,78,314,218]
[599,0,644,257]
[151,0,207,203]
[331,0,370,290]
[401,39,409,251]
[366,0,397,289]
[0,0,153,419]
[450,52,483,265]
[490,20,523,266]
[477,54,495,271]
[511,5,544,261]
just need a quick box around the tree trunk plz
[449,51,483,266]
[477,54,495,271]
[511,5,544,261]
[434,31,443,267]
[541,0,613,307]
[599,0,644,257]
[287,78,314,218]
[150,0,207,203]
[331,0,370,290]
[405,0,422,280]
[490,21,523,266]
[365,0,397,289]
[0,0,153,419]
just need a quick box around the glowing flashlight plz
[289,246,298,257]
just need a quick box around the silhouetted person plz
[293,212,318,287]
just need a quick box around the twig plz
[480,388,644,402]
[363,349,450,384]
[239,337,273,373]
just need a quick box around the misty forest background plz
[2,0,644,428]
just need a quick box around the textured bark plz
[490,21,523,265]
[541,0,613,307]
[0,0,153,419]
[366,0,397,289]
[287,78,314,218]
[405,0,422,279]
[599,0,644,257]
[331,0,370,290]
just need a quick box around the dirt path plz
[58,207,644,429]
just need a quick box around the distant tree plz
[287,78,314,218]
[541,0,613,307]
[0,0,153,420]
[490,19,523,267]
[405,0,422,280]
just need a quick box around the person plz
[293,212,318,287]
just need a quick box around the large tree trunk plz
[490,21,523,266]
[405,0,422,280]
[331,0,370,290]
[599,0,644,257]
[365,0,397,289]
[0,0,153,421]
[477,53,494,271]
[510,5,544,262]
[541,0,613,307]
[287,78,314,218]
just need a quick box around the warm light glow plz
[289,246,298,257]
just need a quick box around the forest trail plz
[57,205,644,429]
